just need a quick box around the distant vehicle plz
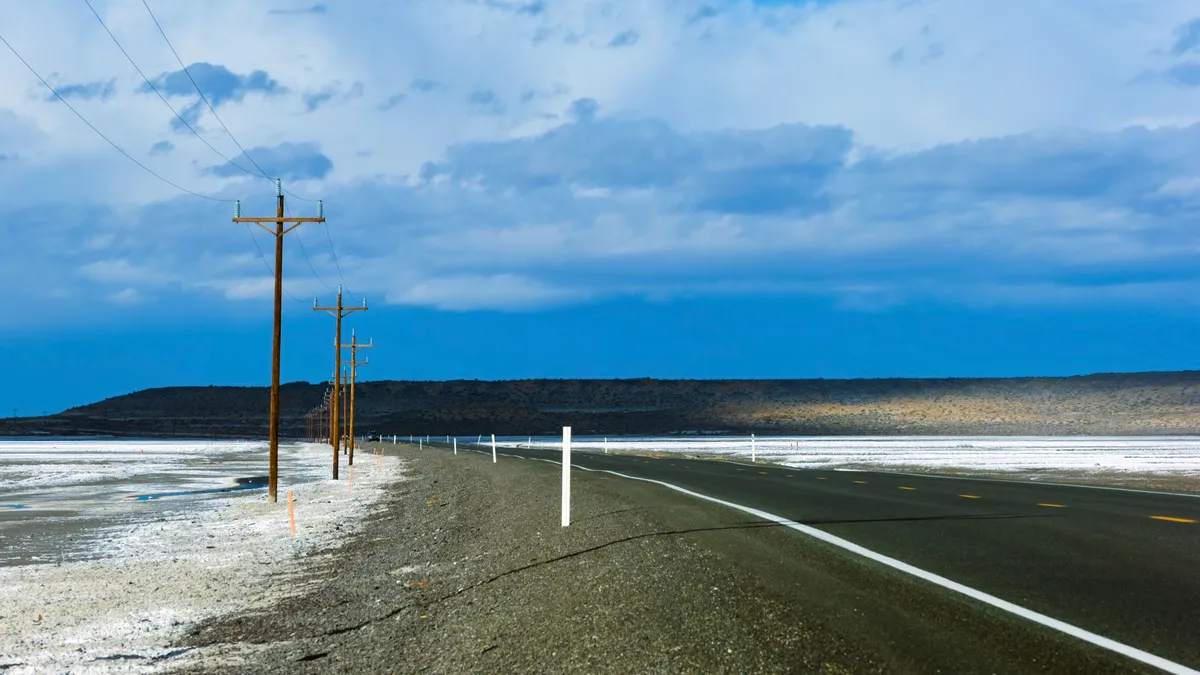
[365,431,381,442]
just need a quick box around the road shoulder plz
[167,443,1155,674]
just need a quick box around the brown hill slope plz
[6,372,1200,438]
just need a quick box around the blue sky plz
[3,0,1200,414]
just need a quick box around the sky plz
[4,0,1200,414]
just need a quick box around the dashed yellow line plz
[1151,516,1196,523]
[959,494,981,499]
[817,477,828,480]
[735,468,745,472]
[785,474,794,478]
[853,480,867,484]
[899,486,916,491]
[1038,503,1066,508]
[758,471,769,475]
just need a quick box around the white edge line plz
[514,455,1196,675]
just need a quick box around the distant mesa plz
[6,372,1200,438]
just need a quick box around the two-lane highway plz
[441,440,1200,673]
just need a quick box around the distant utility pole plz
[341,364,349,450]
[320,385,333,445]
[231,179,325,503]
[314,287,367,480]
[341,330,373,465]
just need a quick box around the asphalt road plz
[437,440,1200,673]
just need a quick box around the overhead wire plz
[140,0,349,291]
[140,0,272,180]
[286,200,334,289]
[85,0,327,296]
[243,222,306,304]
[323,220,353,295]
[0,30,232,203]
[82,0,263,180]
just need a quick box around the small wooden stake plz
[288,490,296,536]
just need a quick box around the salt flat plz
[0,439,405,673]
[500,435,1200,490]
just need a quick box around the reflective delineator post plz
[419,438,423,450]
[562,426,571,527]
[454,438,457,455]
[491,434,497,463]
[604,437,608,454]
[752,433,756,463]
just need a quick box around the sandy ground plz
[0,444,405,674]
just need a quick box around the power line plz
[0,30,232,203]
[139,0,320,203]
[82,0,262,180]
[94,0,322,206]
[323,219,352,295]
[140,0,273,180]
[243,223,306,304]
[285,200,333,289]
[82,0,318,301]
[139,0,340,283]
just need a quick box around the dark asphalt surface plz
[450,440,1200,672]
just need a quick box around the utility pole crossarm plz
[233,216,325,236]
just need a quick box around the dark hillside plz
[5,372,1200,438]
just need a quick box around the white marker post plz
[453,438,457,455]
[752,433,756,463]
[478,434,482,445]
[604,437,608,454]
[562,426,571,527]
[419,438,423,450]
[491,434,497,463]
[528,436,532,448]
[392,435,396,445]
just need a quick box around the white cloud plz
[3,0,1200,327]
[390,273,588,311]
[106,287,145,305]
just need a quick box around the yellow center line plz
[959,494,981,499]
[1038,503,1066,508]
[854,480,867,484]
[1151,516,1196,523]
[817,477,828,480]
[785,474,794,478]
[899,486,916,491]
[759,471,769,475]
[735,468,744,472]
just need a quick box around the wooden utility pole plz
[314,286,367,479]
[231,179,324,503]
[341,330,373,465]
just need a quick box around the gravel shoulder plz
[168,443,1155,674]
